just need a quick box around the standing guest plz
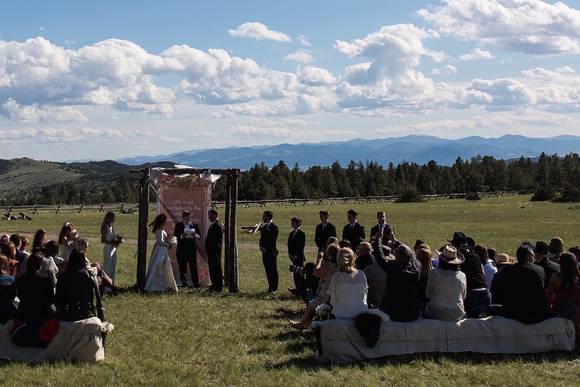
[57,222,78,262]
[10,234,29,279]
[355,242,374,271]
[490,244,549,324]
[56,250,104,322]
[287,217,306,293]
[415,244,433,309]
[424,245,467,321]
[548,237,565,263]
[342,209,365,249]
[144,214,178,293]
[475,244,497,289]
[534,241,560,288]
[376,244,422,322]
[0,255,17,323]
[314,210,336,253]
[0,242,18,276]
[32,229,46,250]
[546,252,580,347]
[259,211,279,294]
[290,243,339,330]
[174,211,200,288]
[327,247,368,319]
[101,212,120,292]
[206,209,224,292]
[370,211,391,246]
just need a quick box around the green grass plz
[1,195,580,386]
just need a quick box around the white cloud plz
[432,64,458,75]
[228,22,292,42]
[298,34,312,47]
[458,48,494,61]
[284,50,315,63]
[1,99,87,122]
[0,127,122,143]
[418,0,580,55]
[298,66,336,86]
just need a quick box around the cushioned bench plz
[0,317,113,363]
[314,316,576,363]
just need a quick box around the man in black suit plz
[287,217,306,292]
[174,211,200,288]
[490,244,549,324]
[259,211,279,293]
[314,210,337,252]
[205,208,223,292]
[370,211,392,246]
[342,209,365,249]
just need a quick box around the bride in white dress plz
[144,214,178,293]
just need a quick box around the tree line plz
[2,152,580,206]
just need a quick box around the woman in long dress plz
[101,212,118,291]
[144,214,178,293]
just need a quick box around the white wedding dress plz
[102,225,118,285]
[144,229,178,293]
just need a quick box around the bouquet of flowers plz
[114,234,124,245]
[169,236,178,246]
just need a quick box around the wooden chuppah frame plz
[133,168,240,293]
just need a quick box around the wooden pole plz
[223,172,232,287]
[229,169,240,293]
[137,169,150,291]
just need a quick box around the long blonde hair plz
[337,247,357,273]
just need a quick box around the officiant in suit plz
[342,209,365,248]
[174,211,200,288]
[259,211,279,293]
[205,208,224,292]
[314,210,337,252]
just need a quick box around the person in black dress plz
[259,211,279,293]
[205,209,224,292]
[342,209,365,249]
[174,211,200,288]
[314,210,336,253]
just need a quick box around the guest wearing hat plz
[314,210,337,253]
[342,209,365,249]
[423,245,467,321]
[535,241,560,288]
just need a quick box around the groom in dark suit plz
[205,208,224,292]
[259,210,279,293]
[174,211,200,288]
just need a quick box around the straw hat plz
[495,253,515,266]
[439,245,464,265]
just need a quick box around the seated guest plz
[461,248,491,318]
[475,244,496,289]
[19,235,30,255]
[342,209,365,249]
[424,245,467,321]
[534,241,560,288]
[32,229,46,250]
[415,244,433,310]
[548,237,564,263]
[56,250,104,321]
[487,248,497,265]
[0,255,17,323]
[363,237,389,308]
[11,234,29,278]
[377,243,422,322]
[15,254,56,322]
[355,242,374,271]
[546,252,580,346]
[290,243,339,330]
[76,239,118,296]
[327,247,368,319]
[490,244,549,324]
[44,240,65,269]
[0,242,18,276]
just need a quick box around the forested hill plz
[0,158,174,205]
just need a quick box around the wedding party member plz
[145,214,178,293]
[314,210,336,253]
[101,212,120,292]
[370,211,391,246]
[174,211,200,288]
[206,209,224,292]
[57,222,78,262]
[287,217,306,293]
[342,209,365,249]
[259,211,279,294]
[56,250,104,322]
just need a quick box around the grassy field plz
[1,195,580,386]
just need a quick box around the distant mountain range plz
[119,135,580,169]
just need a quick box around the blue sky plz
[1,0,580,161]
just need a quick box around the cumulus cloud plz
[432,64,458,75]
[458,48,494,61]
[228,22,292,42]
[418,0,580,55]
[284,50,315,63]
[1,99,87,122]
